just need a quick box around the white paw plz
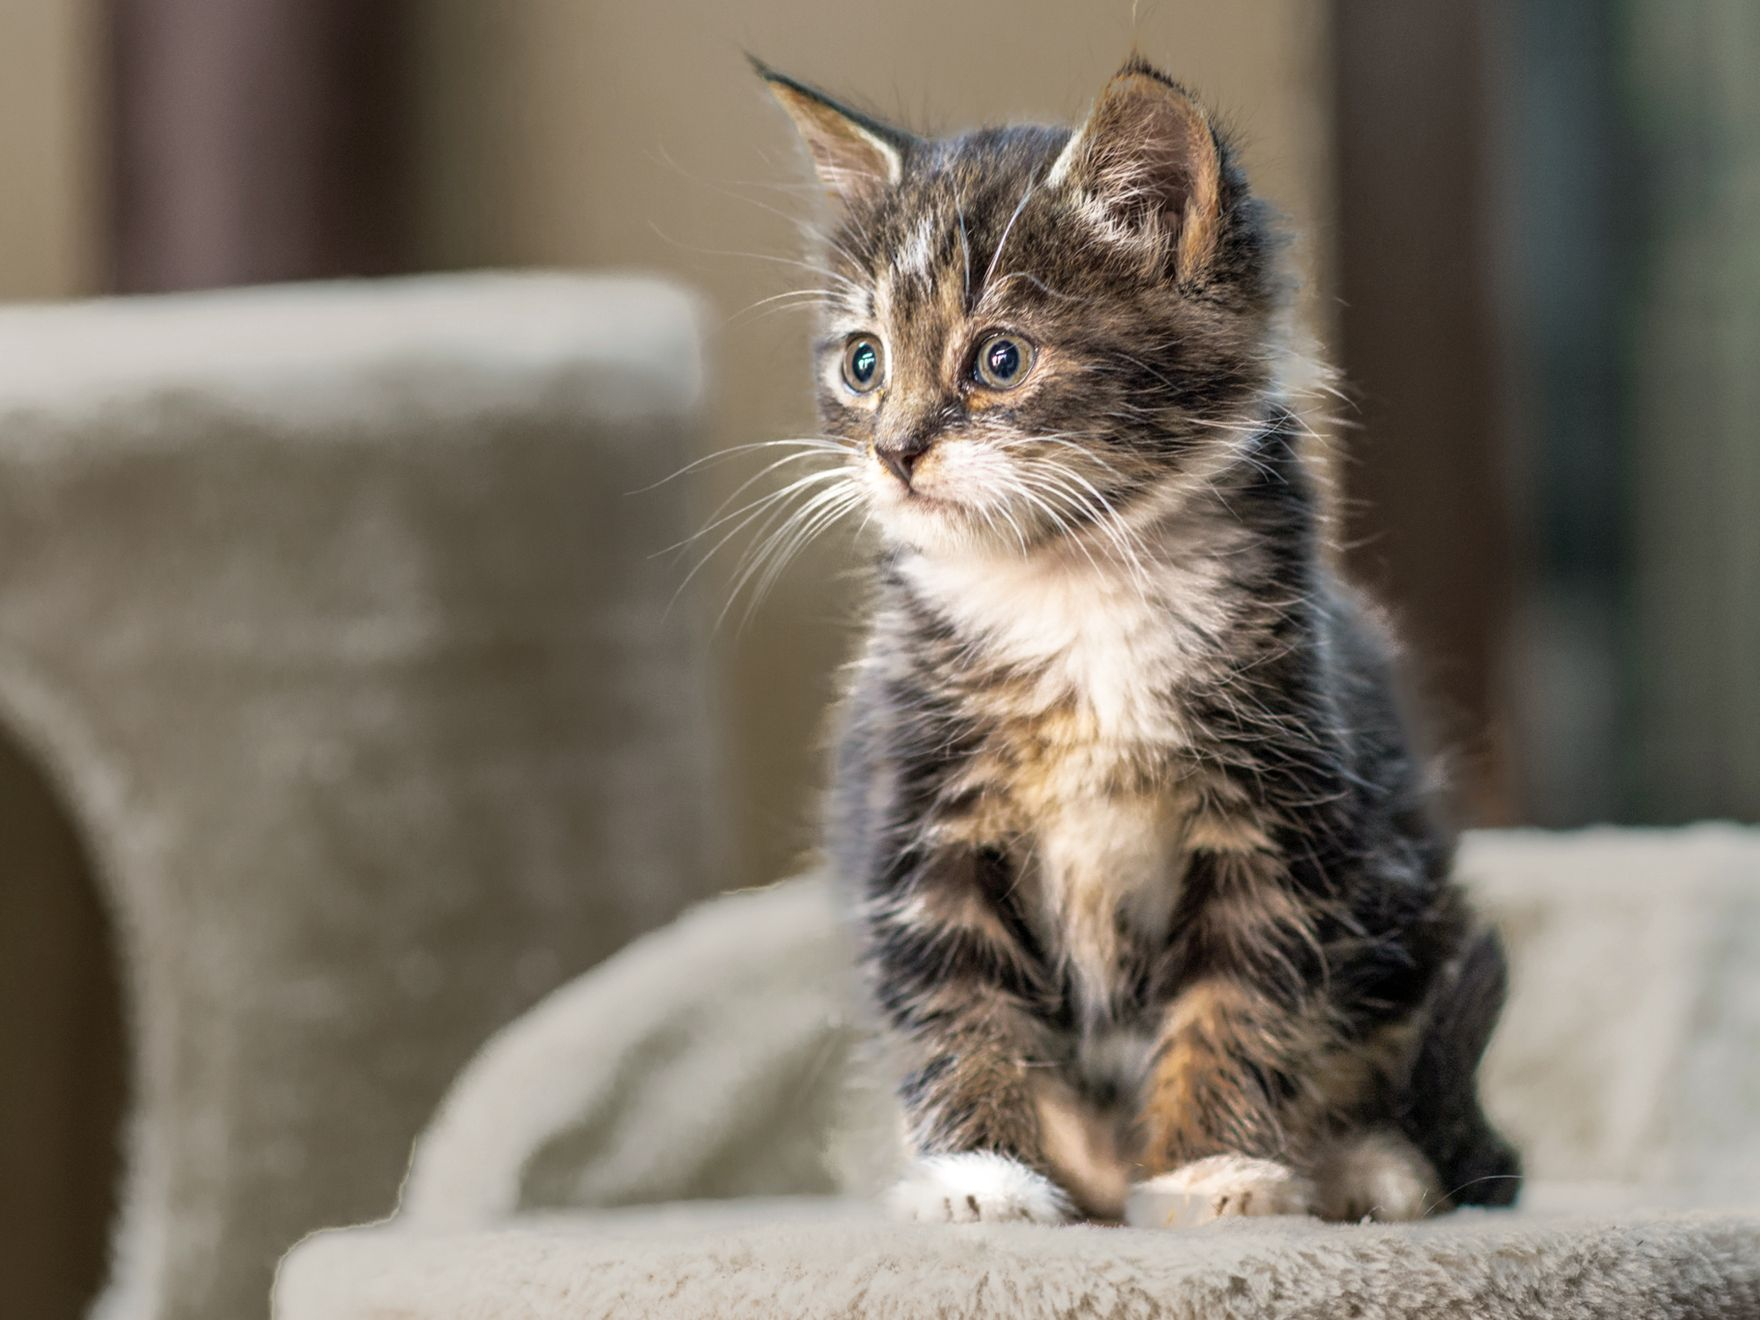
[1125,1154,1315,1228]
[887,1153,1073,1224]
[1313,1129,1439,1223]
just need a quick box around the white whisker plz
[979,180,1037,301]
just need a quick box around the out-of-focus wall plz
[404,0,1336,892]
[0,0,103,299]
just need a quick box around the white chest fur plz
[899,550,1224,738]
[901,550,1225,1013]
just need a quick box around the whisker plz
[955,191,973,310]
[744,490,862,619]
[982,269,1087,304]
[978,179,1037,300]
[722,288,851,327]
[722,482,864,630]
[631,436,849,496]
[686,449,855,544]
[646,220,862,289]
[660,464,849,562]
[649,143,873,274]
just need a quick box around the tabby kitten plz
[757,56,1520,1226]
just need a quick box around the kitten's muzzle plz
[875,434,933,489]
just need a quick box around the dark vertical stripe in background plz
[108,0,410,292]
[1329,0,1517,824]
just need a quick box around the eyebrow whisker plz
[978,178,1037,302]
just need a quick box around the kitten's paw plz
[1125,1154,1315,1228]
[887,1152,1073,1224]
[1313,1129,1439,1222]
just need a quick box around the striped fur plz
[758,57,1520,1224]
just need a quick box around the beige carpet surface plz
[276,827,1760,1318]
[280,1192,1760,1320]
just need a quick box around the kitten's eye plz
[973,333,1034,389]
[842,336,884,393]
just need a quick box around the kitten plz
[756,55,1521,1226]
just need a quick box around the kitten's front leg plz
[1127,836,1347,1227]
[867,851,1076,1225]
[1127,840,1447,1227]
[884,1009,1075,1226]
[1128,970,1320,1227]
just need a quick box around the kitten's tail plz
[1400,925,1524,1208]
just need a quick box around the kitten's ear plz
[1051,58,1223,277]
[751,57,911,214]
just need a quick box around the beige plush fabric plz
[1461,828,1760,1194]
[282,1195,1760,1320]
[0,274,720,1320]
[276,827,1760,1317]
[401,875,863,1222]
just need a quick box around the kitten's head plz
[758,57,1287,559]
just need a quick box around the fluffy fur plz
[755,56,1520,1225]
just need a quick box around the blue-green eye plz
[974,333,1034,389]
[842,336,883,393]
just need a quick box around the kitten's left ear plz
[1051,58,1224,278]
[751,57,913,214]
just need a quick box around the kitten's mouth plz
[899,485,953,507]
[872,468,956,510]
[895,486,977,524]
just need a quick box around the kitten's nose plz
[876,436,931,488]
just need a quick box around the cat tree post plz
[0,274,720,1320]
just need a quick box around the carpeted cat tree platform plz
[275,830,1760,1319]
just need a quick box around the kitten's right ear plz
[751,57,911,214]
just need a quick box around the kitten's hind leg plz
[1312,1127,1439,1222]
[1399,924,1524,1209]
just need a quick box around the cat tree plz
[0,274,721,1320]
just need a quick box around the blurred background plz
[2,1,1756,1316]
